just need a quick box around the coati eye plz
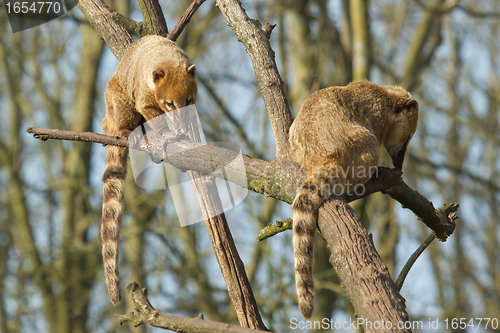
[186,97,192,105]
[165,100,174,109]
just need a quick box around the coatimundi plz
[101,35,197,305]
[289,81,419,320]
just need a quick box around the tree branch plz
[26,123,459,331]
[26,127,128,147]
[395,203,458,291]
[318,197,411,333]
[215,0,293,161]
[76,0,134,60]
[116,283,270,332]
[110,12,144,36]
[137,0,169,36]
[383,183,456,240]
[77,0,201,58]
[181,119,267,330]
[168,0,207,42]
[26,127,457,241]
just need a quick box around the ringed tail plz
[291,168,331,320]
[101,145,128,305]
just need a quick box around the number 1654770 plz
[5,2,62,14]
[444,318,499,330]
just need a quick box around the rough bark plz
[77,0,134,60]
[215,0,293,161]
[137,0,169,36]
[116,282,270,332]
[184,110,267,330]
[318,197,411,333]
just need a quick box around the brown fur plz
[289,81,418,320]
[101,35,197,305]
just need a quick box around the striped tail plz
[101,145,128,305]
[291,168,332,320]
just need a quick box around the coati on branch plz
[101,35,197,305]
[289,81,418,320]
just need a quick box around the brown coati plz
[289,81,418,319]
[101,35,197,305]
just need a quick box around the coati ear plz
[405,100,418,112]
[153,70,165,84]
[395,99,418,113]
[187,64,196,77]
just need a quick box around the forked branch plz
[168,0,207,41]
[116,283,270,332]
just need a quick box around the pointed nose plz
[391,146,407,169]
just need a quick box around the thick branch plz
[318,197,411,333]
[257,168,404,241]
[116,283,270,333]
[137,0,169,36]
[168,0,206,41]
[183,120,267,330]
[110,12,144,36]
[77,0,199,58]
[76,0,133,59]
[26,127,457,241]
[215,0,293,160]
[384,183,456,240]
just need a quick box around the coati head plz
[152,63,197,112]
[383,99,419,169]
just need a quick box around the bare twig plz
[26,127,128,147]
[395,234,436,291]
[116,282,271,332]
[395,203,459,291]
[257,218,292,241]
[167,0,207,41]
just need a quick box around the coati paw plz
[149,145,167,164]
[126,132,141,149]
[160,129,188,146]
[145,131,167,163]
